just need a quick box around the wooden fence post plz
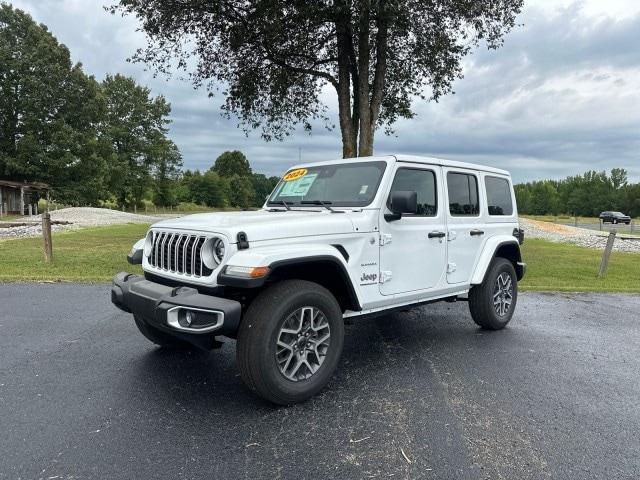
[598,231,616,278]
[42,212,53,263]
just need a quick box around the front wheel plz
[236,280,344,405]
[468,258,518,330]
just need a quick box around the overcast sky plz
[8,0,640,182]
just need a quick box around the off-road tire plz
[236,280,344,405]
[469,257,518,330]
[134,314,191,349]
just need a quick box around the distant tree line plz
[0,4,278,209]
[515,168,640,218]
[172,151,280,209]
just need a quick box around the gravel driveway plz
[520,218,640,253]
[1,285,639,479]
[0,207,162,239]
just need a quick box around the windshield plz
[267,161,387,208]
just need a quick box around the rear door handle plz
[428,231,446,239]
[470,229,485,236]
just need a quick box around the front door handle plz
[470,229,485,236]
[428,231,446,239]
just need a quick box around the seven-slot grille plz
[148,232,214,277]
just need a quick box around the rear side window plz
[388,168,437,216]
[447,172,479,216]
[485,176,513,216]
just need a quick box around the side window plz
[387,168,437,216]
[447,172,479,216]
[485,176,513,216]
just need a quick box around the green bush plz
[176,202,207,212]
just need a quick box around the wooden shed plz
[0,180,50,216]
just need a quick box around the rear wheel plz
[469,258,518,330]
[134,315,192,349]
[236,280,344,405]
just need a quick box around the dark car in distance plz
[599,211,631,224]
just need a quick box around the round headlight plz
[201,237,225,269]
[214,238,225,263]
[143,231,153,257]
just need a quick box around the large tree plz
[152,138,183,207]
[0,4,106,202]
[101,74,173,206]
[212,150,252,177]
[111,0,523,157]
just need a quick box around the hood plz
[151,210,356,243]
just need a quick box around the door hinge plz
[380,270,393,283]
[379,234,392,246]
[447,262,457,273]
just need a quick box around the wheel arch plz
[218,247,362,313]
[471,237,524,285]
[266,256,361,312]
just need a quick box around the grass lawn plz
[0,224,147,282]
[1,225,639,292]
[520,238,640,293]
[0,215,26,222]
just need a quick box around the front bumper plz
[111,272,241,337]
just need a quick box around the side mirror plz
[385,191,417,221]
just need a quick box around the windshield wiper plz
[270,200,291,211]
[300,200,339,212]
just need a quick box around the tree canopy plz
[515,169,640,218]
[0,3,182,207]
[211,150,252,177]
[0,3,106,202]
[111,0,523,157]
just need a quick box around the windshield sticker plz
[279,173,318,197]
[283,168,308,182]
[359,185,368,195]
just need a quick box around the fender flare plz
[217,245,362,311]
[470,236,523,285]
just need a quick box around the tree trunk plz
[335,0,387,158]
[367,0,388,158]
[356,0,373,157]
[336,14,357,158]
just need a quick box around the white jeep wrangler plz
[112,155,525,404]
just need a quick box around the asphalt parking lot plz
[1,285,639,479]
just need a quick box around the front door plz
[379,164,447,296]
[443,168,485,284]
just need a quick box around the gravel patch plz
[0,207,163,239]
[37,207,162,226]
[521,218,640,253]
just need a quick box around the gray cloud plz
[8,0,640,182]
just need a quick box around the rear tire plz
[236,280,344,405]
[469,258,518,330]
[134,315,192,349]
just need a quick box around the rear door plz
[444,168,485,284]
[378,164,447,295]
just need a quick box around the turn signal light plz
[225,265,270,278]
